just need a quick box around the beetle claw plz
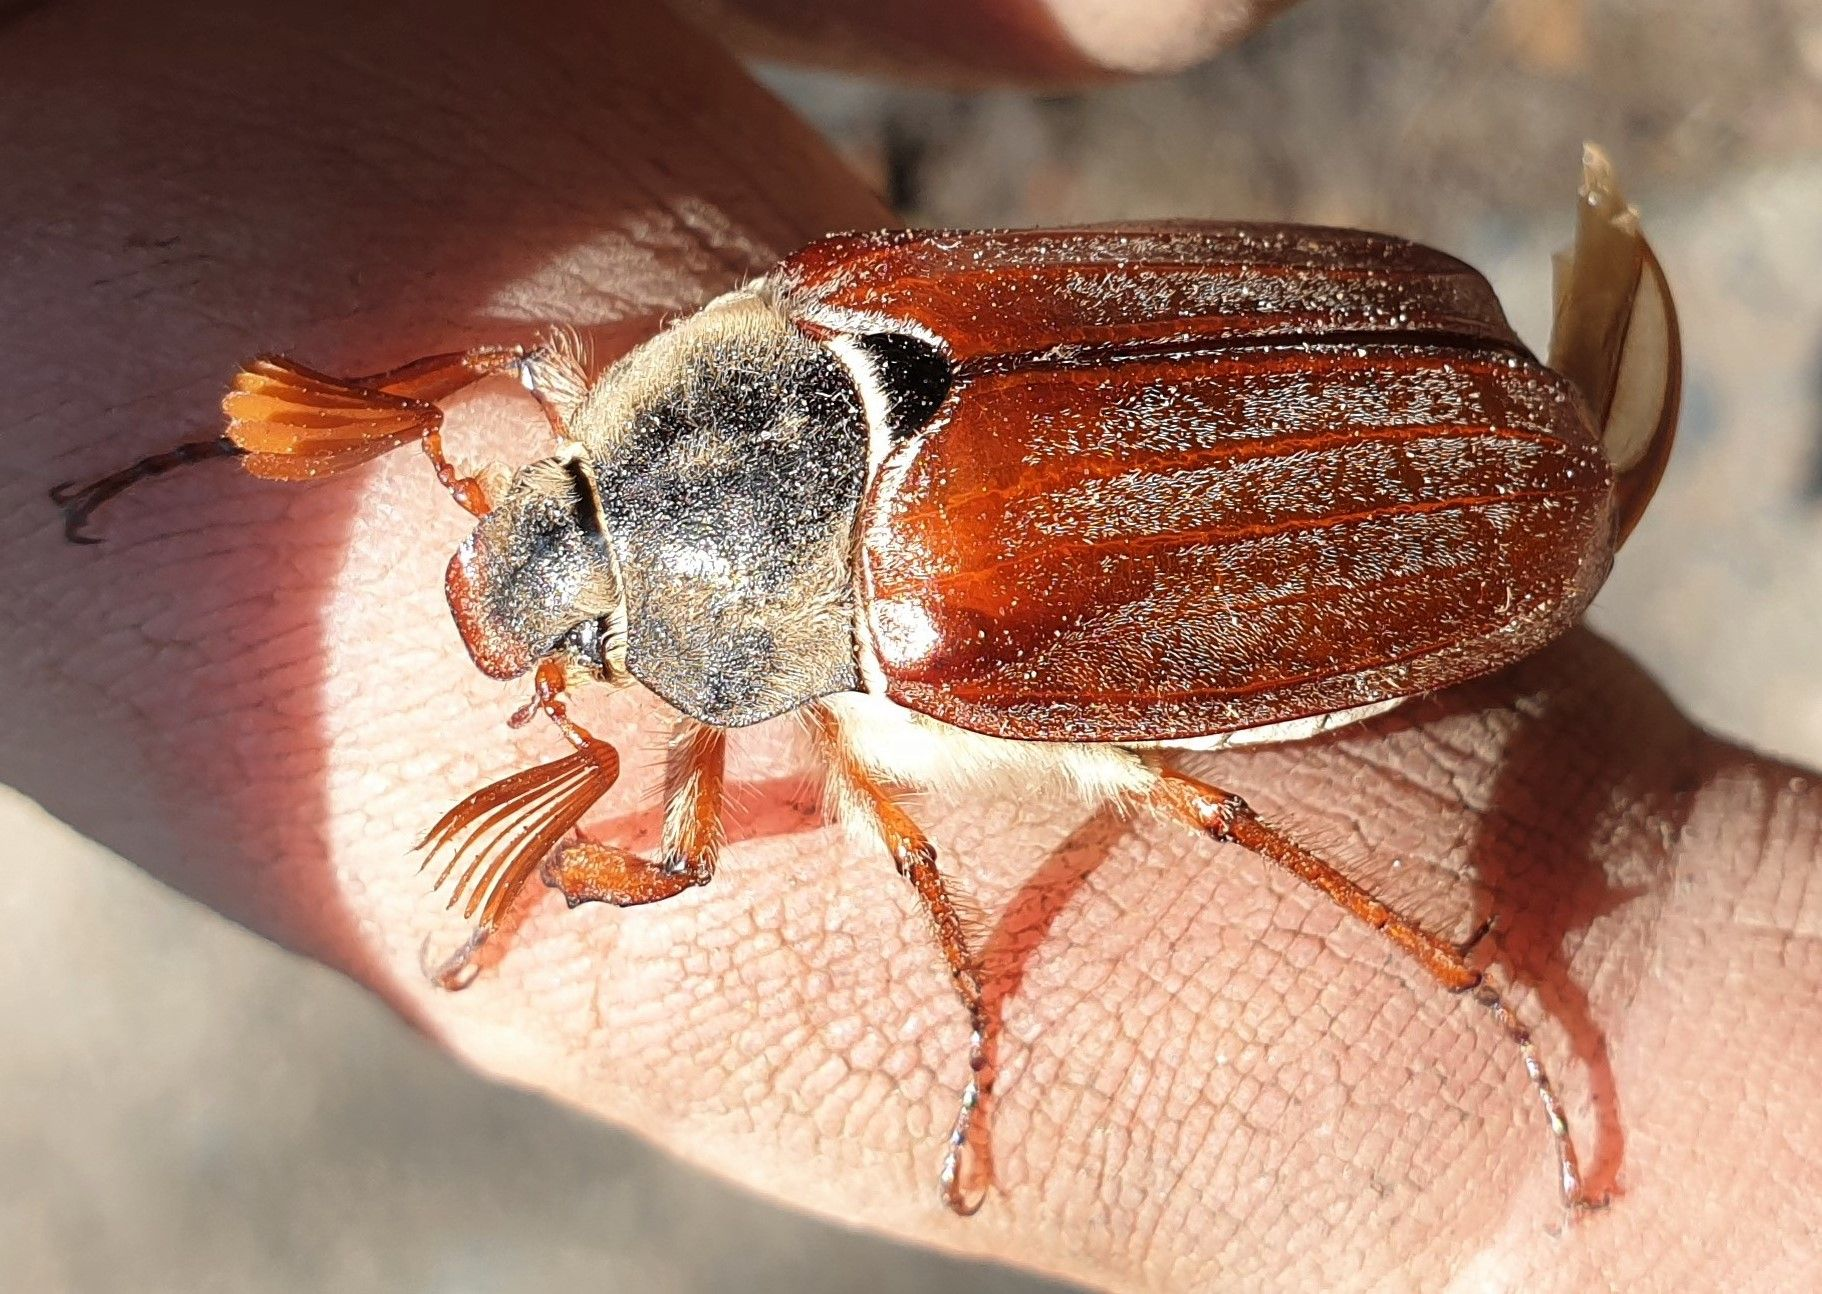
[1456,913,1499,961]
[419,924,492,992]
[939,1072,990,1217]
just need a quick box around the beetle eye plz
[445,456,621,681]
[560,617,605,674]
[561,455,603,536]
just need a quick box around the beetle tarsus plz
[1154,768,1599,1212]
[811,703,996,1216]
[419,924,493,992]
[941,1069,988,1217]
[1463,980,1601,1212]
[51,434,245,543]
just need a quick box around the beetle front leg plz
[541,718,725,909]
[808,704,992,1216]
[468,657,725,915]
[506,657,725,909]
[416,662,725,986]
[53,336,591,540]
[1150,767,1598,1212]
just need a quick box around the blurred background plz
[7,0,1820,1289]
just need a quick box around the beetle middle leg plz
[807,703,992,1216]
[1150,767,1598,1211]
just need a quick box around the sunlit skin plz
[53,202,1657,1214]
[4,2,1821,1290]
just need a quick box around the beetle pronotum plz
[55,145,1677,1216]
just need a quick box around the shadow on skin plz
[1458,631,1702,1202]
[921,629,1708,1207]
[3,0,887,1027]
[970,804,1137,1200]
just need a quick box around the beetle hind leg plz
[1151,767,1601,1212]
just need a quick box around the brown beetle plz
[54,146,1677,1216]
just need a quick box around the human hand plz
[4,1,1819,1289]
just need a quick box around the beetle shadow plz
[950,628,1706,1208]
[963,804,1136,1205]
[1411,629,1705,1202]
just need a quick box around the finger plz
[4,2,1820,1289]
[682,0,1297,82]
[0,0,886,960]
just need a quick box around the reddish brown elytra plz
[53,146,1678,1217]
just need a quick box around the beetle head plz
[444,453,624,681]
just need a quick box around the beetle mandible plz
[54,146,1678,1216]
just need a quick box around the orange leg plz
[53,336,590,541]
[417,659,722,987]
[541,717,725,909]
[808,704,991,1216]
[1152,767,1597,1210]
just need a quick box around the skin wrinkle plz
[1370,711,1507,818]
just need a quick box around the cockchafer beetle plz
[53,145,1678,1217]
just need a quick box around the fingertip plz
[684,0,1294,84]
